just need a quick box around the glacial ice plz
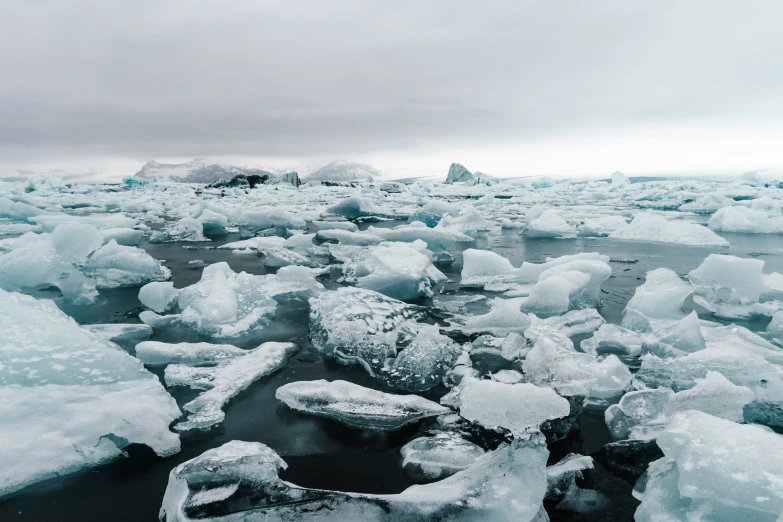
[524,209,577,238]
[160,437,550,522]
[455,379,571,435]
[400,432,486,482]
[84,323,153,347]
[138,281,180,313]
[609,212,729,246]
[333,242,446,300]
[605,372,753,440]
[276,379,449,430]
[522,335,632,398]
[166,342,298,431]
[578,215,628,237]
[0,289,181,497]
[135,341,246,366]
[634,411,783,522]
[622,268,693,331]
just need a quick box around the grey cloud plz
[1,0,782,163]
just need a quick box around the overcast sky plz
[1,0,782,179]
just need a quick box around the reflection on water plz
[2,225,782,522]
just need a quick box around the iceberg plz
[634,411,783,522]
[578,215,628,237]
[0,289,181,498]
[708,204,783,233]
[138,281,180,313]
[524,209,577,238]
[609,212,729,246]
[455,379,571,435]
[135,341,246,367]
[160,437,550,522]
[622,268,693,331]
[400,432,485,482]
[275,380,449,431]
[166,342,298,431]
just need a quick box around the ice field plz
[3,165,783,521]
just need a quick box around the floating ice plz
[522,335,632,398]
[150,218,208,243]
[524,309,605,342]
[84,323,153,347]
[0,289,181,498]
[708,205,783,233]
[276,379,449,431]
[688,253,781,319]
[622,268,693,332]
[634,411,783,522]
[160,437,550,522]
[457,298,532,336]
[138,281,180,313]
[524,209,577,238]
[87,240,171,289]
[166,342,298,431]
[578,215,628,237]
[455,379,571,435]
[135,341,246,367]
[335,242,446,300]
[101,227,144,245]
[609,212,729,246]
[400,432,486,482]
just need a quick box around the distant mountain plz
[303,159,382,182]
[133,159,277,184]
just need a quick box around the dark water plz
[2,224,783,522]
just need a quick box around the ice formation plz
[455,379,571,435]
[400,432,486,482]
[135,341,246,367]
[160,438,550,522]
[524,209,577,238]
[609,212,729,246]
[0,289,181,497]
[276,380,449,430]
[634,411,783,522]
[622,268,693,331]
[166,342,298,431]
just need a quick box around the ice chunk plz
[87,240,171,289]
[0,289,180,497]
[135,341,246,367]
[461,248,516,281]
[665,371,753,422]
[609,212,729,246]
[400,433,485,482]
[521,259,611,315]
[327,195,381,219]
[581,323,646,356]
[310,288,457,391]
[84,323,152,347]
[622,268,693,332]
[546,454,606,514]
[456,379,571,435]
[688,254,771,319]
[611,171,630,186]
[160,437,549,522]
[522,335,631,398]
[138,281,180,313]
[444,162,474,183]
[0,196,42,220]
[458,298,532,336]
[339,242,446,300]
[313,220,359,232]
[101,227,143,245]
[702,324,783,364]
[368,222,473,252]
[150,217,208,243]
[635,411,783,522]
[51,223,103,263]
[636,348,783,426]
[679,194,734,214]
[237,208,305,234]
[605,388,674,440]
[708,205,783,233]
[316,229,382,246]
[194,208,229,235]
[435,206,490,236]
[767,309,783,342]
[275,379,448,431]
[524,309,605,342]
[578,215,628,237]
[166,342,298,431]
[407,200,459,227]
[524,209,577,238]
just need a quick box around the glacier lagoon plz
[2,171,783,521]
